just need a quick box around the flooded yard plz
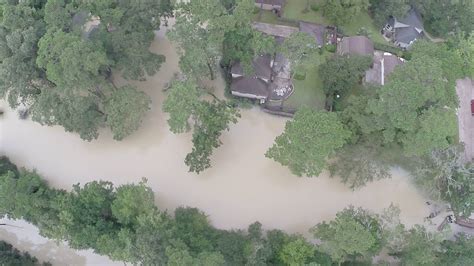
[0,23,430,264]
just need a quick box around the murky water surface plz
[0,23,430,265]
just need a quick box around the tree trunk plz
[207,62,215,80]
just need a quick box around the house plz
[255,0,284,11]
[337,36,374,57]
[230,55,273,102]
[231,55,273,83]
[365,51,404,85]
[382,8,424,49]
[298,22,325,48]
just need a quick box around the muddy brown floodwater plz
[0,22,430,265]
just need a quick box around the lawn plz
[254,10,299,27]
[282,0,390,45]
[282,0,329,25]
[282,51,332,110]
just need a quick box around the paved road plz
[455,78,474,162]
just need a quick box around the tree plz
[367,44,458,156]
[83,0,166,81]
[329,141,391,190]
[1,0,169,141]
[104,86,151,140]
[0,1,46,108]
[411,0,474,38]
[0,241,51,266]
[30,90,104,141]
[170,0,275,80]
[278,237,315,266]
[311,207,384,263]
[173,207,218,254]
[439,234,474,265]
[36,29,109,91]
[57,181,119,250]
[319,55,372,110]
[279,31,319,79]
[168,0,227,80]
[111,180,156,226]
[266,107,351,177]
[414,146,474,217]
[163,81,240,173]
[369,0,410,26]
[322,0,370,25]
[394,225,443,266]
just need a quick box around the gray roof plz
[252,22,299,38]
[231,77,269,99]
[397,9,424,30]
[395,27,422,44]
[389,8,424,45]
[365,52,404,85]
[338,36,374,57]
[231,54,273,81]
[299,22,325,47]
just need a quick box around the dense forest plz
[1,156,473,265]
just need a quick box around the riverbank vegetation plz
[0,240,51,266]
[0,0,172,141]
[1,156,473,265]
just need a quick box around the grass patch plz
[254,10,299,27]
[282,1,391,45]
[282,51,332,110]
[283,0,329,25]
[339,12,388,45]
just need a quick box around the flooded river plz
[0,23,430,265]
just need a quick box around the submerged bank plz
[0,24,431,264]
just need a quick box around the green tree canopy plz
[279,31,320,78]
[278,237,315,265]
[266,107,351,177]
[319,55,372,110]
[322,0,370,25]
[1,0,169,141]
[311,207,384,263]
[367,42,459,156]
[163,81,240,173]
[369,0,410,26]
[104,85,151,140]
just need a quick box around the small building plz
[382,8,424,49]
[337,36,374,57]
[255,0,284,11]
[365,52,404,85]
[298,22,325,48]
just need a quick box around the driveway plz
[455,78,474,162]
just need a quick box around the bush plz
[310,4,319,12]
[325,44,336,53]
[293,71,307,80]
[373,42,402,56]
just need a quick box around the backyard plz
[282,50,333,110]
[282,0,389,45]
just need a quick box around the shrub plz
[310,4,319,12]
[325,44,336,53]
[293,71,306,80]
